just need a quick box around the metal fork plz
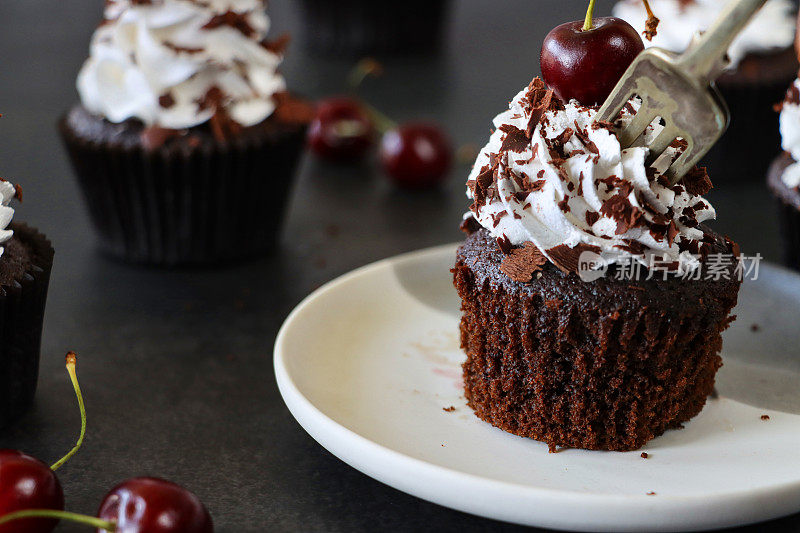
[595,0,769,183]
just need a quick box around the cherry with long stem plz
[0,352,87,533]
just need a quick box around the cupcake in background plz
[768,78,800,270]
[0,173,55,427]
[297,0,452,57]
[613,0,797,182]
[60,0,313,266]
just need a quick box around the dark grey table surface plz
[0,1,796,531]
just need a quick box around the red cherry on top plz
[0,450,64,533]
[380,123,452,190]
[540,16,644,106]
[97,477,213,533]
[307,97,374,163]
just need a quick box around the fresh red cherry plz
[380,123,452,189]
[540,0,644,106]
[0,450,64,533]
[307,97,374,162]
[97,477,213,533]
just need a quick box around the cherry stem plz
[0,509,115,531]
[582,0,597,31]
[50,352,86,471]
[642,0,655,18]
[347,58,384,90]
[360,101,397,135]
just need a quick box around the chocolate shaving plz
[777,83,800,111]
[460,216,482,235]
[499,242,548,282]
[682,166,713,195]
[490,210,507,228]
[585,211,599,226]
[158,92,176,109]
[573,122,599,154]
[616,240,646,255]
[600,193,643,235]
[496,235,513,255]
[557,195,571,213]
[546,243,601,274]
[196,86,242,142]
[666,220,679,246]
[499,125,530,153]
[163,41,204,54]
[554,127,574,147]
[262,33,290,55]
[524,77,561,136]
[10,184,22,202]
[202,10,256,37]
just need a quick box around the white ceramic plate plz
[274,244,800,532]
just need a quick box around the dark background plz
[0,0,795,531]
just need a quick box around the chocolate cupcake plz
[59,0,313,266]
[453,78,741,451]
[768,80,800,269]
[0,181,55,428]
[297,0,451,57]
[613,0,797,182]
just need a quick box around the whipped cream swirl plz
[613,0,795,67]
[77,0,286,129]
[466,79,716,273]
[0,180,18,257]
[780,79,800,188]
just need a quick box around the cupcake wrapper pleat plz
[59,120,306,266]
[0,223,54,428]
[298,0,451,56]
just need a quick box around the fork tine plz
[644,126,680,165]
[595,93,629,125]
[663,138,695,184]
[617,108,657,148]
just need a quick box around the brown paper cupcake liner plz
[0,223,55,428]
[59,115,307,267]
[452,229,740,452]
[298,0,451,56]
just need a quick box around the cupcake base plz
[452,229,740,451]
[767,153,800,270]
[59,104,309,267]
[0,223,54,428]
[298,0,451,57]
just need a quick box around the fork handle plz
[678,0,769,81]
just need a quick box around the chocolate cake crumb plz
[761,414,770,420]
[750,323,760,332]
[646,491,656,496]
[443,406,456,412]
[641,452,649,459]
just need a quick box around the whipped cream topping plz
[466,79,716,273]
[613,0,795,67]
[77,0,287,129]
[780,80,800,188]
[0,180,18,258]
